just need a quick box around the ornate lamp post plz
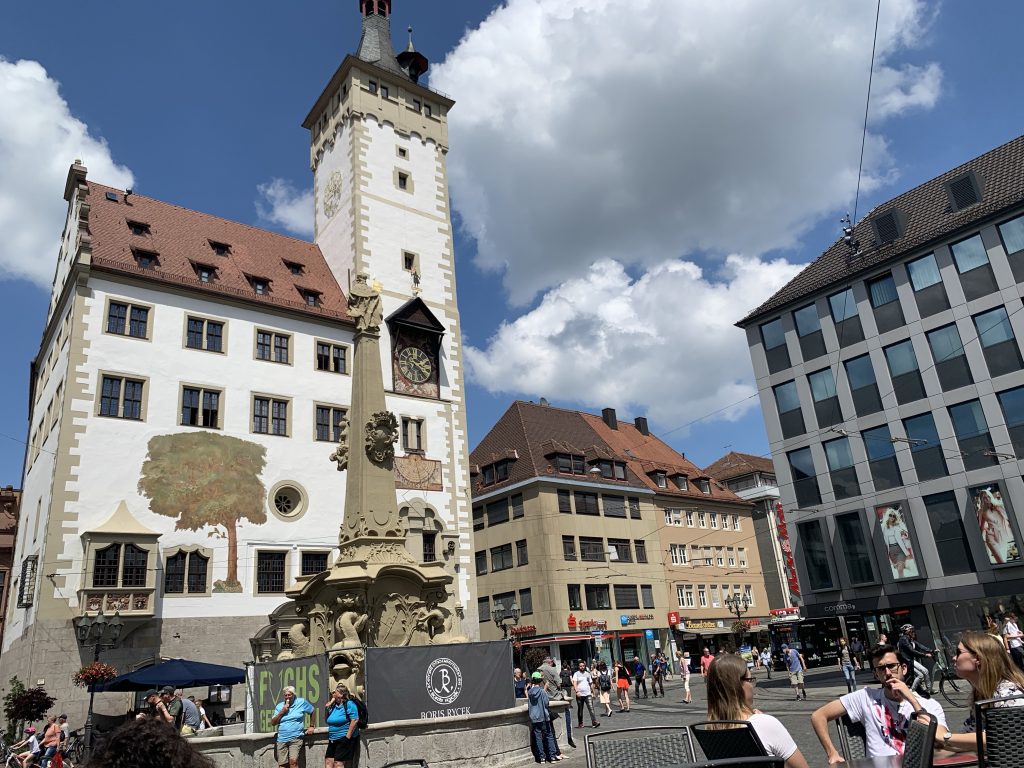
[74,610,124,759]
[725,592,752,642]
[491,601,520,640]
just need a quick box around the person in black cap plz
[156,686,183,727]
[137,689,160,720]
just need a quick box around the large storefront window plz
[797,520,835,590]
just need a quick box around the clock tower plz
[303,1,476,631]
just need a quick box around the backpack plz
[345,697,369,730]
[598,672,611,692]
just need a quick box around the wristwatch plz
[942,730,952,748]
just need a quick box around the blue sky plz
[1,0,1023,485]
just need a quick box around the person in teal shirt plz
[324,684,360,768]
[271,686,315,768]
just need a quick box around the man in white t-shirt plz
[1003,612,1024,672]
[571,660,600,729]
[810,644,946,763]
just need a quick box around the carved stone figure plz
[331,648,365,698]
[365,411,399,465]
[328,414,349,471]
[333,595,368,649]
[348,273,384,333]
[410,604,445,645]
[277,622,311,660]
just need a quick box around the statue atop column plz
[348,273,383,333]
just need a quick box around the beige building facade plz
[471,402,775,669]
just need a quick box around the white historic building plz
[1,0,474,720]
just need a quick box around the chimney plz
[634,416,649,436]
[602,408,618,430]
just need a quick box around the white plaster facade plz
[1,11,475,721]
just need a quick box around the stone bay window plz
[78,502,159,618]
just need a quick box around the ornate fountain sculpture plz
[253,275,466,694]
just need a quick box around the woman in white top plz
[934,630,1024,753]
[682,651,692,704]
[706,654,809,768]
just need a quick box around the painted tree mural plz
[138,432,267,592]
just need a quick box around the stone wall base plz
[193,702,565,768]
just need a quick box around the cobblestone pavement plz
[543,666,971,766]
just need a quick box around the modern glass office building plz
[738,134,1024,650]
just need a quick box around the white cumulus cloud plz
[434,0,943,428]
[256,179,314,238]
[0,57,134,287]
[431,0,942,303]
[466,256,804,426]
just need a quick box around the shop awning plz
[519,634,594,646]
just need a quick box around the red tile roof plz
[704,451,775,482]
[581,413,745,504]
[83,182,352,323]
[470,401,746,506]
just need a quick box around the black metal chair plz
[663,757,782,768]
[833,713,867,760]
[585,725,697,768]
[901,710,937,768]
[380,761,429,768]
[690,721,768,760]
[974,694,1024,768]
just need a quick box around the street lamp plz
[74,610,124,760]
[492,601,520,640]
[725,592,751,642]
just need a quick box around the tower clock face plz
[399,346,432,384]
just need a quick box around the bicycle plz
[905,642,968,709]
[932,650,968,709]
[61,730,85,768]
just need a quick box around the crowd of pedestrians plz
[515,622,1024,765]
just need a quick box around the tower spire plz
[355,0,409,79]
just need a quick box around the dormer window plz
[132,249,159,270]
[697,478,711,495]
[209,241,231,256]
[674,474,689,491]
[555,453,585,475]
[127,220,150,237]
[193,263,217,283]
[249,277,270,295]
[302,290,321,307]
[652,471,667,488]
[284,261,305,276]
[614,461,627,481]
[481,459,511,487]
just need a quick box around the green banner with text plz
[249,654,330,733]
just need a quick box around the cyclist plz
[897,624,933,694]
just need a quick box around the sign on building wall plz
[248,654,331,733]
[366,641,513,721]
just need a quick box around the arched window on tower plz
[400,504,445,564]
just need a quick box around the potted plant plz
[72,662,118,688]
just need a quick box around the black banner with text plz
[366,641,513,721]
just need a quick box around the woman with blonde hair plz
[705,654,809,768]
[933,631,1024,753]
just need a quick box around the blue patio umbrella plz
[91,658,245,692]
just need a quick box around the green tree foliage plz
[138,432,267,589]
[2,677,25,740]
[3,678,55,735]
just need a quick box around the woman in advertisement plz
[877,505,919,579]
[973,486,1019,564]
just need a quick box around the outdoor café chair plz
[834,713,868,760]
[974,694,1024,768]
[380,761,430,768]
[585,725,696,768]
[902,710,938,768]
[680,757,784,768]
[690,721,768,761]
